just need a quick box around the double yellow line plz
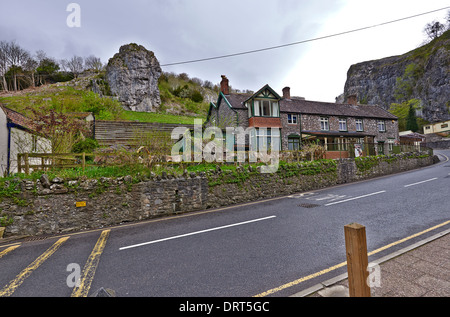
[0,237,69,297]
[0,230,110,297]
[71,230,110,297]
[254,219,450,297]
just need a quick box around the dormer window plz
[245,85,282,119]
[253,100,279,117]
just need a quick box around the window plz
[288,136,300,150]
[252,100,279,117]
[339,118,347,131]
[356,119,364,132]
[253,100,260,116]
[262,100,271,116]
[251,128,281,151]
[387,139,395,152]
[320,117,329,131]
[336,137,348,151]
[287,114,297,124]
[377,141,385,154]
[272,101,279,117]
[377,120,386,132]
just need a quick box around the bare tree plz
[35,50,48,63]
[424,21,445,41]
[5,41,30,91]
[63,55,84,78]
[23,56,38,88]
[0,41,9,91]
[84,55,103,71]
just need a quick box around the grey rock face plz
[343,32,449,123]
[106,43,162,112]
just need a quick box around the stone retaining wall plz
[425,140,450,149]
[0,152,438,237]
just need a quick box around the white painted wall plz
[9,127,52,174]
[0,108,8,176]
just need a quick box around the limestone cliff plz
[343,30,449,123]
[106,43,162,112]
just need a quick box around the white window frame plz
[287,114,298,124]
[378,120,386,132]
[338,118,347,131]
[252,99,279,118]
[255,128,281,151]
[320,117,329,131]
[355,119,364,132]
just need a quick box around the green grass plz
[0,82,207,124]
[118,110,204,125]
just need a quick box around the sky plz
[1,0,449,102]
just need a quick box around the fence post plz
[344,223,371,297]
[17,154,22,174]
[82,152,86,171]
[24,153,30,175]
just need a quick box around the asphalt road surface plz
[1,149,449,298]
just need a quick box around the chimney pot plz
[347,94,357,105]
[220,75,229,95]
[282,87,291,100]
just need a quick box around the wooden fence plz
[17,152,91,175]
[17,151,158,175]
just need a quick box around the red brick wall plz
[325,151,349,159]
[249,117,282,128]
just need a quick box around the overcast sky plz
[1,0,448,102]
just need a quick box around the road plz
[0,150,449,298]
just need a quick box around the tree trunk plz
[13,72,17,91]
[1,75,7,91]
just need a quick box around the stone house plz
[0,105,52,176]
[205,76,399,157]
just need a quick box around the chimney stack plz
[347,94,357,105]
[220,75,229,95]
[282,87,291,100]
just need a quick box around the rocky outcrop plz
[343,30,449,123]
[106,43,162,112]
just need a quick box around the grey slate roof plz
[221,93,397,120]
[281,98,397,119]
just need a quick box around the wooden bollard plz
[344,223,371,297]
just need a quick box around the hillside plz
[0,70,216,125]
[343,30,450,123]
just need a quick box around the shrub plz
[72,138,99,153]
[190,90,204,103]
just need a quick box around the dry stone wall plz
[0,153,438,237]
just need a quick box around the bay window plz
[252,100,279,117]
[250,128,281,151]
